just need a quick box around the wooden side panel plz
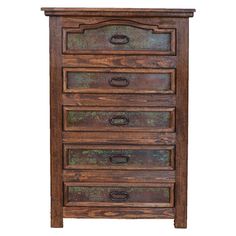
[49,17,63,228]
[63,207,175,219]
[174,18,189,228]
[63,144,175,170]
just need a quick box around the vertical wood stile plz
[174,18,189,228]
[50,16,63,228]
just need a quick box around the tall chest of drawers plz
[42,8,195,228]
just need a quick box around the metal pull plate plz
[109,34,130,45]
[109,77,129,87]
[109,155,129,164]
[109,191,129,201]
[109,115,129,126]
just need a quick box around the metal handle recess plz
[109,115,129,126]
[109,155,129,164]
[109,191,129,201]
[110,34,130,45]
[109,77,129,87]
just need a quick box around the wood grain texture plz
[42,8,195,17]
[49,16,63,228]
[60,16,179,28]
[62,55,177,68]
[62,132,176,145]
[63,170,175,183]
[63,207,175,219]
[42,8,194,228]
[174,18,189,229]
[62,94,176,107]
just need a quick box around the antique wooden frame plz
[42,8,195,228]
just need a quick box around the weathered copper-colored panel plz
[66,111,171,130]
[67,25,171,51]
[66,71,172,93]
[68,186,170,203]
[66,148,172,169]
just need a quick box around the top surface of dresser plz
[42,8,195,16]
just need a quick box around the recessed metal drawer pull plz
[109,155,129,164]
[109,191,129,201]
[109,115,129,126]
[108,77,129,87]
[109,34,130,45]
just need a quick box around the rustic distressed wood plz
[63,68,175,94]
[60,16,179,29]
[63,144,175,170]
[60,17,179,28]
[62,132,176,145]
[49,16,63,228]
[63,170,175,183]
[63,207,175,219]
[42,8,195,228]
[62,55,177,68]
[62,94,176,107]
[174,18,189,228]
[62,20,175,55]
[64,183,174,207]
[42,8,195,17]
[63,107,175,132]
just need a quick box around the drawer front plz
[63,20,175,55]
[63,68,175,94]
[64,145,175,170]
[64,183,174,207]
[63,107,175,132]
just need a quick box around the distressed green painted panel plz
[67,72,171,91]
[66,111,171,129]
[67,149,171,168]
[68,186,170,203]
[67,25,171,51]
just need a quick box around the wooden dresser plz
[42,8,195,228]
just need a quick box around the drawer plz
[63,107,175,132]
[64,183,174,207]
[62,20,175,55]
[63,68,175,94]
[64,144,175,170]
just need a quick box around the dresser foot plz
[174,218,187,228]
[51,218,63,228]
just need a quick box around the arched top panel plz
[62,20,176,55]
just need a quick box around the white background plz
[0,0,236,235]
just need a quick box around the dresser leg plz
[174,217,187,228]
[51,216,63,228]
